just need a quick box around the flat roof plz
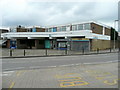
[46,21,111,29]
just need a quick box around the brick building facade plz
[1,21,112,51]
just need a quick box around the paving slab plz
[2,62,119,88]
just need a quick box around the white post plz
[113,21,116,51]
[83,24,85,30]
[114,20,119,51]
[103,27,105,35]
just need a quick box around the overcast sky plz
[0,0,119,29]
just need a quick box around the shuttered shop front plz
[71,39,90,51]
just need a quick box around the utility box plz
[45,40,51,48]
[10,40,16,49]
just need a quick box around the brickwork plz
[17,28,28,32]
[110,40,119,48]
[6,39,10,48]
[105,27,111,36]
[91,23,103,34]
[91,23,111,36]
[36,28,45,32]
[91,39,110,50]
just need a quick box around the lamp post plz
[113,20,119,51]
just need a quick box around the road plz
[2,53,118,71]
[2,52,119,88]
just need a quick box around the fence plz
[2,48,119,57]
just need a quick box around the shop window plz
[62,26,66,31]
[48,28,52,32]
[59,27,62,31]
[28,29,32,32]
[58,42,66,47]
[45,28,48,32]
[58,26,66,31]
[57,27,60,32]
[66,26,70,31]
[78,24,83,30]
[39,40,44,44]
[20,40,26,44]
[72,25,77,31]
[84,23,90,30]
[10,28,16,32]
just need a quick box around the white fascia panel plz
[118,32,120,36]
[51,30,91,37]
[2,32,50,38]
[1,30,110,40]
[86,34,110,40]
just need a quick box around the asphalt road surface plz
[2,53,118,71]
[2,52,119,88]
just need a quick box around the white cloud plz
[0,0,119,28]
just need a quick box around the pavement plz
[2,48,119,58]
[2,62,119,88]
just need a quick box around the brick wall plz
[17,28,28,32]
[7,39,10,48]
[110,40,119,48]
[90,23,111,36]
[91,23,103,34]
[91,39,111,51]
[36,28,45,32]
[105,27,111,36]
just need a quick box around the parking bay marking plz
[16,70,26,77]
[103,79,118,85]
[8,82,15,90]
[85,70,118,85]
[56,73,89,87]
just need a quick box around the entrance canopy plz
[1,30,110,40]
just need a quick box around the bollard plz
[24,50,26,56]
[82,48,84,54]
[45,49,47,56]
[65,49,67,55]
[10,49,12,56]
[110,48,111,53]
[97,48,99,53]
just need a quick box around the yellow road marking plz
[60,81,89,87]
[16,70,25,77]
[95,75,117,80]
[103,79,118,85]
[59,77,82,81]
[8,82,15,90]
[95,76,105,80]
